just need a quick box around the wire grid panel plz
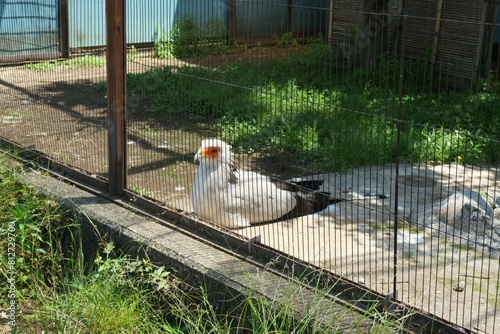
[124,1,499,332]
[0,0,108,177]
[0,0,499,333]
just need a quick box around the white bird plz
[190,138,337,228]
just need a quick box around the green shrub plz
[275,32,298,47]
[154,17,228,59]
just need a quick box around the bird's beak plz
[194,148,202,164]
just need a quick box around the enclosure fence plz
[1,0,500,333]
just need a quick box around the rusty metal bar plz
[393,0,409,303]
[58,0,70,58]
[430,0,443,69]
[228,0,236,40]
[287,0,293,33]
[106,0,127,196]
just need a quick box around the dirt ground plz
[0,49,498,333]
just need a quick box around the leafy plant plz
[0,158,177,331]
[8,204,45,258]
[308,32,326,45]
[153,26,175,60]
[275,32,298,47]
[410,126,486,164]
[0,162,79,301]
[203,19,229,55]
[154,17,228,59]
[127,45,139,62]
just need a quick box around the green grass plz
[0,155,169,332]
[33,244,175,333]
[127,43,500,173]
[0,160,76,297]
[0,153,410,333]
[23,55,105,70]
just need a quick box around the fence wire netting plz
[1,0,500,332]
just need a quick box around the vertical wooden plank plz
[106,0,127,196]
[394,0,410,304]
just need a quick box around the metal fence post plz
[106,0,127,196]
[228,0,236,40]
[393,0,409,302]
[58,0,70,58]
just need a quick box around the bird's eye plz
[204,146,221,159]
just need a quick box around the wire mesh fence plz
[1,0,500,332]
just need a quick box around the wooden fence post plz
[106,0,127,196]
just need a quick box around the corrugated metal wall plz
[234,0,327,38]
[0,0,59,59]
[69,0,105,48]
[1,0,327,55]
[70,0,326,48]
[70,0,228,49]
[1,0,492,85]
[234,0,288,37]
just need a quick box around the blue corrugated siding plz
[292,0,328,34]
[0,0,59,57]
[235,0,288,36]
[69,1,105,48]
[0,0,326,53]
[235,0,327,37]
[70,0,228,48]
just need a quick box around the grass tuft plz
[23,55,105,70]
